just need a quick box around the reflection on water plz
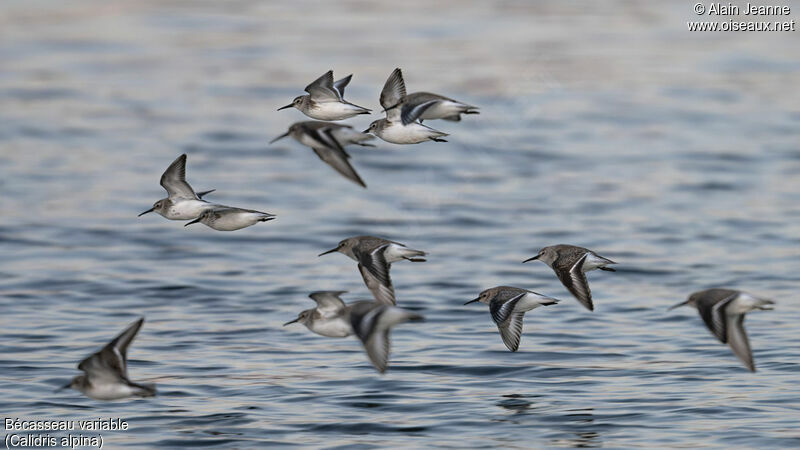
[2,0,800,447]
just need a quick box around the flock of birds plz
[59,69,775,400]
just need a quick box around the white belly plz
[378,123,442,144]
[165,200,213,220]
[307,102,365,121]
[332,128,374,146]
[83,382,138,400]
[309,317,352,337]
[515,293,551,312]
[209,213,262,231]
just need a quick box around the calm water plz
[2,0,800,447]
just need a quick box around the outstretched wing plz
[304,70,340,102]
[309,291,347,316]
[489,292,526,352]
[311,147,366,188]
[700,292,738,343]
[333,74,352,98]
[555,253,593,311]
[356,245,395,305]
[304,124,347,153]
[380,68,406,112]
[78,318,144,382]
[400,100,439,125]
[726,314,755,372]
[160,154,198,200]
[364,330,391,373]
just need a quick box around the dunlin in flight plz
[138,154,217,220]
[270,121,372,187]
[278,70,371,121]
[465,286,559,352]
[184,206,275,231]
[348,301,424,373]
[284,291,357,338]
[669,288,774,372]
[523,244,616,311]
[319,235,426,305]
[59,318,156,400]
[365,68,448,144]
[381,68,479,123]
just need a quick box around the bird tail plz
[131,382,157,397]
[401,248,427,262]
[755,299,775,310]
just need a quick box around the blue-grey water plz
[2,0,800,447]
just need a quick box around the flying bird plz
[364,68,449,144]
[319,235,426,305]
[59,318,156,400]
[669,288,774,372]
[184,206,275,231]
[523,244,616,311]
[348,301,424,373]
[278,70,371,121]
[270,121,372,188]
[465,286,559,352]
[138,154,217,220]
[380,68,479,123]
[284,291,357,338]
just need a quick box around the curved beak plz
[668,300,689,311]
[277,103,294,111]
[464,297,480,305]
[269,131,290,144]
[318,247,338,257]
[138,207,154,217]
[522,255,539,263]
[362,128,371,134]
[184,218,201,227]
[283,318,300,326]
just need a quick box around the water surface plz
[2,1,800,447]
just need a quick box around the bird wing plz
[356,245,395,305]
[726,314,755,372]
[555,253,594,311]
[364,330,392,373]
[78,318,143,382]
[358,266,395,306]
[700,292,738,343]
[400,100,439,126]
[309,291,347,316]
[304,70,340,102]
[489,292,527,352]
[304,124,348,154]
[380,68,407,112]
[349,303,391,372]
[195,189,215,199]
[333,74,352,98]
[311,147,366,188]
[160,154,199,200]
